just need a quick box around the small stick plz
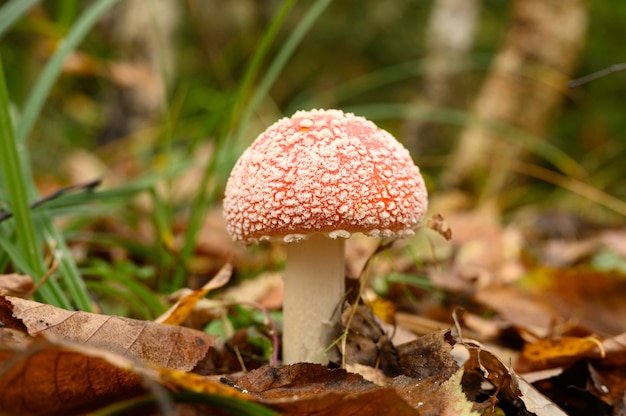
[568,63,626,88]
[0,178,101,223]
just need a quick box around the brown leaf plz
[340,304,401,375]
[0,296,215,371]
[529,268,626,337]
[474,285,557,338]
[397,329,459,382]
[529,361,615,415]
[268,388,417,416]
[235,363,371,398]
[427,213,453,240]
[0,337,146,415]
[462,340,567,415]
[586,360,626,408]
[478,269,626,338]
[233,363,416,415]
[0,274,34,298]
[390,371,479,416]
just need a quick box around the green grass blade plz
[42,218,93,310]
[0,227,39,279]
[0,225,71,308]
[0,54,39,265]
[0,54,51,286]
[85,281,154,319]
[234,0,334,144]
[82,261,165,318]
[228,0,296,132]
[1,0,119,309]
[90,391,278,416]
[0,0,43,38]
[171,391,278,416]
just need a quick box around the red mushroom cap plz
[223,109,428,243]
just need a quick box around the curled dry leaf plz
[340,304,400,376]
[519,336,603,371]
[0,337,146,416]
[157,263,233,325]
[0,295,215,372]
[396,329,459,382]
[462,339,567,416]
[522,332,626,411]
[427,213,453,240]
[0,274,34,298]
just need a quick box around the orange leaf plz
[157,263,232,325]
[158,368,249,399]
[521,336,602,369]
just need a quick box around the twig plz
[568,63,626,88]
[0,178,101,223]
[26,256,59,299]
[339,238,396,368]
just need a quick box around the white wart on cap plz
[223,108,428,243]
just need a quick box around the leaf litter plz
[2,202,626,414]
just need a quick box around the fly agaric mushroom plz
[223,109,427,364]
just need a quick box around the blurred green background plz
[0,0,624,312]
[2,1,624,184]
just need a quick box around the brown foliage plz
[0,296,215,371]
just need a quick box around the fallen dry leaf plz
[157,263,232,325]
[157,368,250,399]
[436,202,524,290]
[0,330,263,416]
[397,329,459,382]
[585,360,626,409]
[0,337,146,415]
[474,285,557,338]
[389,371,478,416]
[530,360,618,415]
[514,331,626,412]
[0,274,34,298]
[233,363,416,415]
[462,339,567,415]
[520,336,603,371]
[0,296,215,371]
[478,268,626,339]
[427,213,453,240]
[526,268,626,337]
[340,304,400,375]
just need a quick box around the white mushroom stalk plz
[283,234,344,363]
[223,109,428,365]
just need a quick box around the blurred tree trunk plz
[404,0,480,157]
[98,0,181,144]
[442,0,587,196]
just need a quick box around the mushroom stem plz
[283,234,345,364]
